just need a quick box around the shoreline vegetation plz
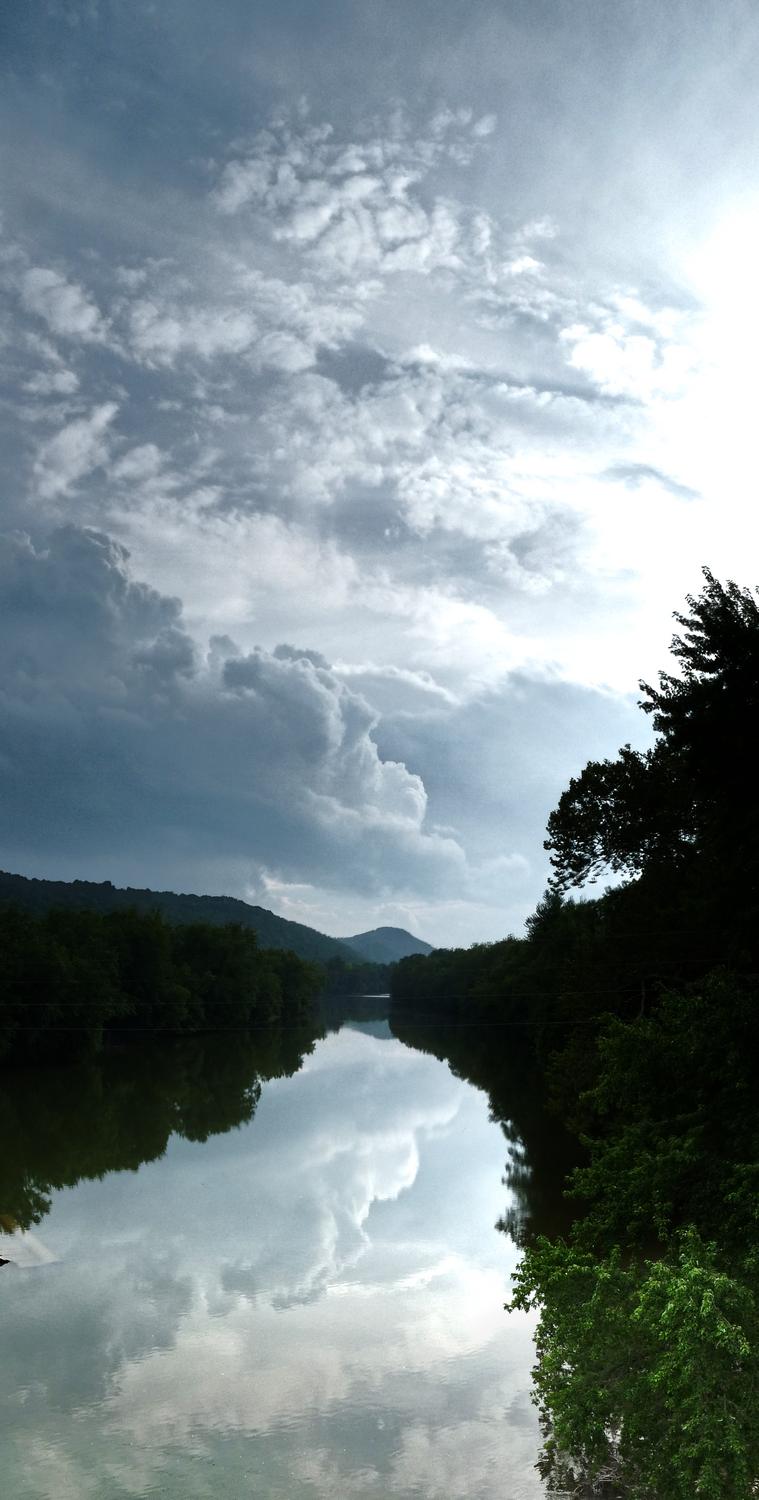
[0,907,323,1061]
[0,900,393,1065]
[391,569,759,1500]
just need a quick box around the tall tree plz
[545,569,759,908]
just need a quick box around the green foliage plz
[511,1231,759,1500]
[0,905,322,1062]
[510,972,759,1498]
[569,974,759,1256]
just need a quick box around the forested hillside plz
[0,871,359,965]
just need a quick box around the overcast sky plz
[2,0,759,945]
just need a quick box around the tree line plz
[320,953,392,995]
[391,568,759,1500]
[0,869,386,968]
[0,906,323,1062]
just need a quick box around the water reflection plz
[0,1027,320,1234]
[389,1014,579,1245]
[0,1008,562,1499]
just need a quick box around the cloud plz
[109,504,359,640]
[110,442,165,484]
[0,525,467,903]
[120,257,361,375]
[1,1026,538,1498]
[221,645,428,829]
[128,297,259,365]
[0,1252,192,1417]
[241,359,602,592]
[20,267,108,343]
[1,66,749,944]
[211,109,503,280]
[560,301,695,401]
[4,107,686,635]
[23,368,80,397]
[363,670,648,940]
[602,461,699,500]
[332,662,458,715]
[33,403,118,499]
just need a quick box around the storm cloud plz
[0,525,467,905]
[2,1,758,939]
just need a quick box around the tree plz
[545,569,759,907]
[511,1230,759,1500]
[509,971,759,1500]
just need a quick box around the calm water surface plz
[0,1006,568,1499]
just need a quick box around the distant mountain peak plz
[340,927,434,965]
[0,871,435,970]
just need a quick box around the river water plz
[0,1003,570,1499]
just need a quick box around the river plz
[0,1001,573,1499]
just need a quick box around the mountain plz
[0,870,358,966]
[340,926,434,964]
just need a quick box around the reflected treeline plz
[389,1013,578,1246]
[0,1023,324,1233]
[318,991,392,1033]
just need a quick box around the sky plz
[2,0,759,945]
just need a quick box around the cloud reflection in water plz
[0,1025,542,1499]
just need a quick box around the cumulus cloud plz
[221,644,429,830]
[120,257,361,374]
[111,504,359,641]
[0,525,466,902]
[211,109,506,280]
[110,442,166,484]
[5,106,682,629]
[0,1252,192,1419]
[231,355,601,606]
[560,301,695,401]
[333,662,458,716]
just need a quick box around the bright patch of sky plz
[1,0,758,944]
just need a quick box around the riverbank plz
[0,905,322,1063]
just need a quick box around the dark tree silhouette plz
[0,907,322,1063]
[545,568,759,900]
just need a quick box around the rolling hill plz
[0,871,430,967]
